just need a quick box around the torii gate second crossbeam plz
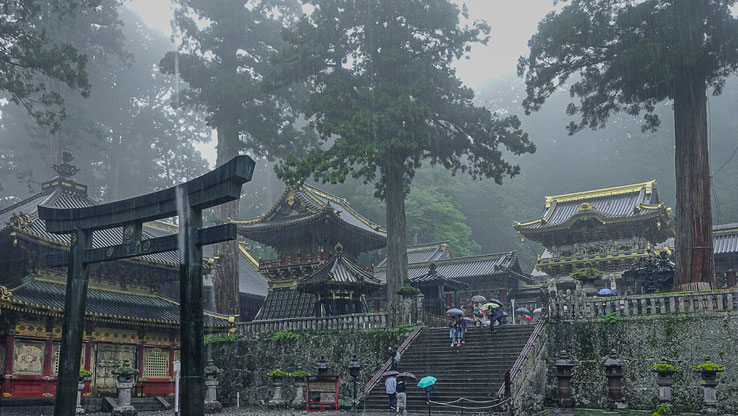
[37,155,255,416]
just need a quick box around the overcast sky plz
[128,0,557,164]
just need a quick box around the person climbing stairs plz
[363,325,534,412]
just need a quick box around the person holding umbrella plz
[418,376,437,404]
[448,316,458,347]
[471,295,486,327]
[457,315,467,345]
[385,373,397,410]
[396,375,407,415]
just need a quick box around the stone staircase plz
[363,325,534,412]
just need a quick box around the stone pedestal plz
[112,381,136,416]
[701,382,718,415]
[292,379,306,408]
[603,350,626,410]
[655,371,673,403]
[204,360,223,413]
[76,379,85,415]
[268,376,286,408]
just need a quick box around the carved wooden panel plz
[91,343,136,392]
[13,339,45,375]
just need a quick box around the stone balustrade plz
[237,312,388,333]
[550,289,737,320]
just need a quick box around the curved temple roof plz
[714,223,738,256]
[0,270,233,327]
[374,251,523,284]
[233,184,386,252]
[299,246,382,293]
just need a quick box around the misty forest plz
[2,0,736,276]
[3,1,738,415]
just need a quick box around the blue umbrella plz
[418,376,437,388]
[446,308,464,315]
[599,288,613,296]
[489,299,504,306]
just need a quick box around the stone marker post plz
[694,356,722,415]
[204,360,223,413]
[603,349,626,410]
[76,375,85,415]
[112,360,138,416]
[554,350,575,408]
[292,375,306,409]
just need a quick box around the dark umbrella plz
[471,295,487,303]
[489,299,504,306]
[382,370,399,377]
[516,307,531,315]
[398,372,417,380]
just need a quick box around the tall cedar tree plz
[274,0,535,322]
[0,1,92,133]
[518,0,738,291]
[161,0,305,315]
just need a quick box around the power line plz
[712,142,738,178]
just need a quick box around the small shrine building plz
[714,223,738,288]
[514,180,675,293]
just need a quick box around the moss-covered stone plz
[547,313,738,414]
[205,326,414,408]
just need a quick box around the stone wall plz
[546,312,738,413]
[205,326,414,408]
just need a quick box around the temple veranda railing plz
[237,312,389,333]
[549,289,737,320]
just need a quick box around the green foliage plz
[267,369,287,377]
[79,369,93,377]
[602,312,620,324]
[161,0,310,161]
[396,285,420,297]
[650,363,678,372]
[204,333,239,344]
[691,363,724,373]
[571,264,603,281]
[0,1,93,131]
[290,370,307,377]
[273,331,301,342]
[652,404,673,416]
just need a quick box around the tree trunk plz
[213,125,241,316]
[384,163,408,326]
[672,72,715,291]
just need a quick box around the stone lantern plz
[111,359,139,416]
[603,349,626,410]
[554,350,575,408]
[347,355,362,412]
[316,356,330,376]
[693,355,722,415]
[204,360,223,413]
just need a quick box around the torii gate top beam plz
[39,156,255,233]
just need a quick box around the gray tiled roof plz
[300,252,381,289]
[256,289,316,320]
[0,185,179,266]
[374,251,521,284]
[235,184,386,249]
[516,181,666,231]
[1,273,232,326]
[714,223,738,255]
[377,241,452,267]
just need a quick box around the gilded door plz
[92,343,137,393]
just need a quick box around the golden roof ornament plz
[52,150,80,178]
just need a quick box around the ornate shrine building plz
[0,155,234,399]
[714,223,738,288]
[514,180,674,293]
[234,184,386,319]
[374,246,534,313]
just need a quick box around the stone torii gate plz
[38,156,255,416]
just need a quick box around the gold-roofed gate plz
[38,156,255,416]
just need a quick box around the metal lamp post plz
[347,355,362,412]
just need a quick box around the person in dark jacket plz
[449,318,458,347]
[396,377,407,415]
[388,345,399,370]
[457,317,467,345]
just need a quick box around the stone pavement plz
[85,410,466,416]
